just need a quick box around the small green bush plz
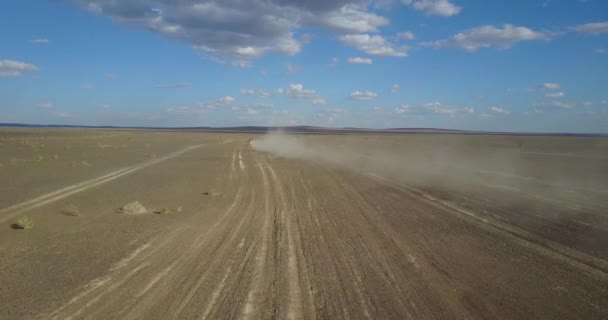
[12,216,33,230]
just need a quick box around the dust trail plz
[250,131,607,214]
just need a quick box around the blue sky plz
[1,0,607,132]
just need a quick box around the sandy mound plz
[117,201,148,215]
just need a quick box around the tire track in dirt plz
[0,144,206,224]
[240,158,272,319]
[266,162,304,320]
[368,173,608,278]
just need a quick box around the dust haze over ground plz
[1,129,607,319]
[251,130,607,194]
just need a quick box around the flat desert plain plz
[0,128,607,319]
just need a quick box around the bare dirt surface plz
[0,129,607,319]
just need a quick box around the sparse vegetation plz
[61,204,80,217]
[11,216,34,230]
[117,201,148,215]
[155,206,183,215]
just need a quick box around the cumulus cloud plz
[390,84,402,92]
[73,0,392,63]
[427,24,548,52]
[240,89,256,95]
[311,4,389,33]
[571,22,608,34]
[542,82,560,89]
[339,34,408,57]
[216,96,235,105]
[286,83,325,104]
[424,101,458,114]
[402,0,462,17]
[490,106,511,114]
[549,101,575,109]
[155,83,191,88]
[0,59,39,77]
[347,57,373,64]
[394,104,410,114]
[259,90,271,99]
[545,92,565,98]
[29,39,49,44]
[351,90,378,100]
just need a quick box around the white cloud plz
[73,1,392,63]
[81,83,94,90]
[427,24,548,52]
[583,101,593,107]
[396,31,415,40]
[596,48,606,54]
[542,82,560,89]
[286,83,325,104]
[216,96,235,105]
[39,102,54,109]
[549,101,576,109]
[275,88,285,94]
[0,59,39,77]
[390,84,402,92]
[402,0,462,17]
[490,106,511,115]
[240,89,256,95]
[287,83,316,99]
[347,57,373,64]
[394,104,410,114]
[155,83,191,88]
[259,90,271,99]
[546,92,565,98]
[339,34,408,57]
[29,39,49,44]
[571,22,608,34]
[464,107,475,113]
[424,101,458,114]
[351,90,378,100]
[312,4,390,34]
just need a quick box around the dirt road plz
[1,131,607,319]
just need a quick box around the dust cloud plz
[250,131,608,201]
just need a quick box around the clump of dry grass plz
[62,204,80,217]
[154,206,183,215]
[11,216,34,230]
[202,191,221,196]
[117,201,148,215]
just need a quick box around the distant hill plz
[0,123,605,137]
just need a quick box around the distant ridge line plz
[0,123,605,137]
